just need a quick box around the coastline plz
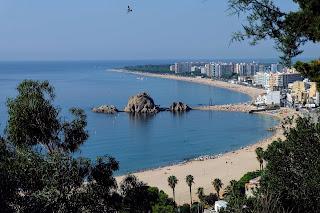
[113,69,297,204]
[111,69,265,99]
[116,108,297,205]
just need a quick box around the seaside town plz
[169,61,319,110]
[0,1,319,213]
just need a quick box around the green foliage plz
[261,116,320,212]
[196,187,205,203]
[203,193,218,206]
[179,204,191,213]
[186,175,195,205]
[1,80,177,213]
[6,80,88,153]
[212,178,223,199]
[168,175,178,204]
[151,188,175,213]
[228,0,320,66]
[120,175,174,213]
[222,171,262,212]
[124,64,172,74]
[221,72,238,80]
[255,147,264,170]
[152,204,175,213]
[222,116,320,212]
[237,171,262,190]
[294,59,320,90]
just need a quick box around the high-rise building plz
[254,72,270,89]
[281,73,304,89]
[269,72,304,90]
[169,65,175,72]
[258,64,265,72]
[174,62,192,74]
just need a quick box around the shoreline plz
[111,69,265,100]
[112,69,297,204]
[116,109,297,205]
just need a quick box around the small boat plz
[136,77,144,80]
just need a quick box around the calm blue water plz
[0,61,277,174]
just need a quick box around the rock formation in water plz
[92,105,119,114]
[169,102,191,112]
[124,92,159,114]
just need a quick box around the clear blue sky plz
[0,0,318,61]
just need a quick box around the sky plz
[0,0,318,61]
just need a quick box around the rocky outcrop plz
[169,102,191,112]
[92,105,118,114]
[124,92,159,114]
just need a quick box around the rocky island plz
[93,93,192,115]
[169,102,191,112]
[92,105,119,114]
[124,92,160,114]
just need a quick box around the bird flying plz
[127,5,133,13]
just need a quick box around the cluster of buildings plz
[254,71,319,108]
[169,61,286,79]
[170,61,319,109]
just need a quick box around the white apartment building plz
[254,72,270,89]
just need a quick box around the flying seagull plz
[127,5,133,13]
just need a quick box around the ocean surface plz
[0,61,278,174]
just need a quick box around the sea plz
[0,61,278,174]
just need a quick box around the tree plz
[294,59,320,91]
[0,138,18,213]
[0,80,183,212]
[6,80,88,154]
[197,187,205,213]
[261,116,320,212]
[212,178,223,199]
[255,147,264,171]
[204,193,218,207]
[228,0,320,66]
[185,175,194,206]
[197,187,205,203]
[120,174,163,212]
[1,80,124,212]
[167,175,178,204]
[150,187,175,213]
[86,156,122,212]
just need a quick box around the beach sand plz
[113,69,265,99]
[114,69,298,204]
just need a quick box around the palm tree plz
[255,147,264,170]
[223,180,238,200]
[197,187,205,213]
[212,178,223,199]
[185,175,194,206]
[197,187,205,202]
[168,175,178,204]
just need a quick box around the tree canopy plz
[228,0,320,66]
[0,80,177,213]
[6,80,88,153]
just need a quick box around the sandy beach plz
[114,69,298,204]
[113,69,265,99]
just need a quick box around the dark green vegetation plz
[221,116,320,213]
[124,64,172,74]
[228,0,320,66]
[295,59,320,90]
[0,80,178,213]
[212,178,223,199]
[209,1,320,212]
